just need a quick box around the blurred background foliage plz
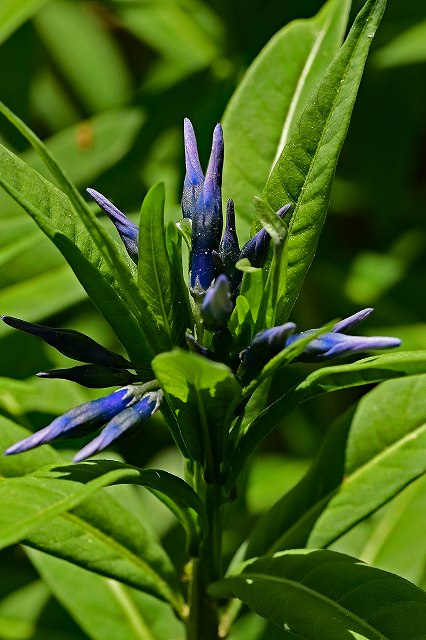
[0,0,425,638]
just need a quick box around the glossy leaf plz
[0,102,163,363]
[309,374,426,547]
[27,549,174,640]
[211,549,426,639]
[153,349,241,475]
[265,0,387,322]
[138,183,191,350]
[0,142,153,368]
[222,0,350,236]
[228,351,426,489]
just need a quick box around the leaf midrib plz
[235,571,389,640]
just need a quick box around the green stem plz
[187,471,223,640]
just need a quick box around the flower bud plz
[201,275,233,331]
[87,188,139,263]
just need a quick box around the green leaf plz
[27,550,171,640]
[210,549,426,639]
[309,374,426,548]
[153,349,242,476]
[228,351,426,489]
[0,0,49,45]
[0,102,163,363]
[265,0,387,322]
[374,20,426,68]
[21,108,144,187]
[0,142,153,368]
[222,0,351,236]
[0,420,185,611]
[0,265,85,329]
[34,0,131,112]
[138,184,191,350]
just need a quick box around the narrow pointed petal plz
[201,274,233,330]
[1,316,132,368]
[190,124,224,293]
[87,188,139,263]
[182,118,204,220]
[219,199,241,289]
[332,308,374,333]
[73,391,162,462]
[37,365,136,388]
[4,388,131,455]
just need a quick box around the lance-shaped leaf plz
[210,550,426,640]
[27,549,184,640]
[138,183,191,350]
[309,374,426,548]
[227,350,426,489]
[222,0,351,235]
[0,102,163,362]
[153,349,241,479]
[265,0,387,322]
[0,419,185,612]
[0,142,153,369]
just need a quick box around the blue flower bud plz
[1,316,132,368]
[190,123,224,293]
[182,118,204,220]
[286,309,401,361]
[287,330,401,361]
[37,365,137,388]
[239,203,291,268]
[240,322,297,373]
[73,391,162,462]
[332,308,374,334]
[86,188,139,263]
[219,199,241,290]
[4,387,135,455]
[201,275,233,331]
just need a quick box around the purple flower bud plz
[201,275,233,331]
[239,203,291,268]
[219,199,241,289]
[37,365,137,388]
[287,331,401,361]
[4,387,134,455]
[87,188,139,263]
[190,123,224,293]
[1,316,132,368]
[332,308,374,334]
[182,118,204,220]
[240,322,297,373]
[282,308,400,361]
[73,391,162,462]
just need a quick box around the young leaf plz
[138,184,191,350]
[265,0,387,322]
[153,349,242,478]
[210,549,426,639]
[309,374,426,548]
[222,0,351,235]
[227,350,426,489]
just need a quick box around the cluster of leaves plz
[0,0,425,639]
